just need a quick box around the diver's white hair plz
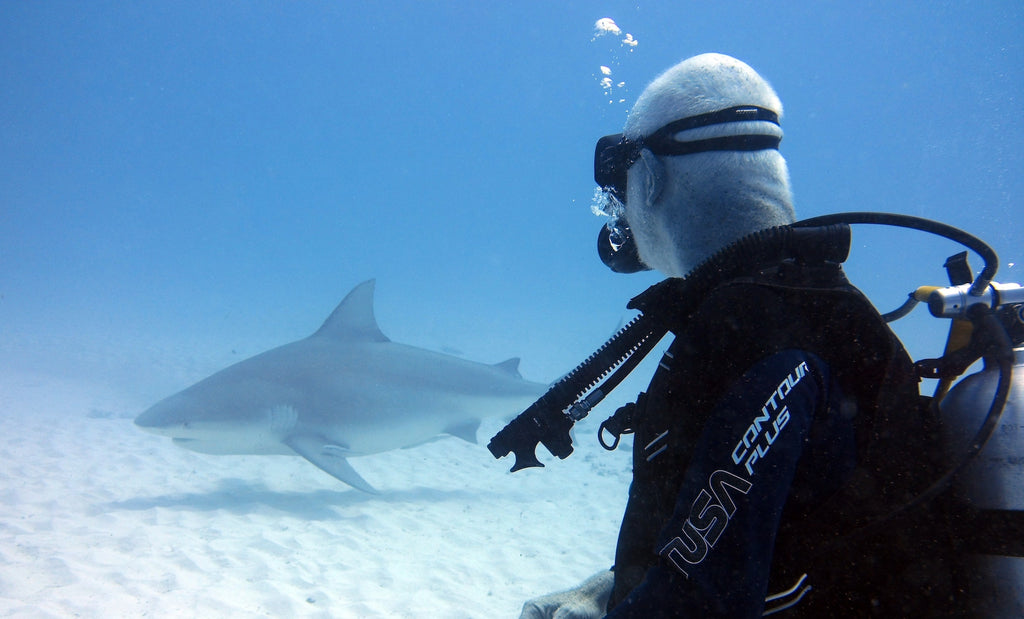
[621,53,795,277]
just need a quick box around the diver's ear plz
[635,149,665,207]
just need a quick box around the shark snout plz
[134,401,193,436]
[134,412,173,435]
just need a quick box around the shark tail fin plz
[285,435,379,494]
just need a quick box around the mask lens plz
[594,134,632,203]
[593,136,648,273]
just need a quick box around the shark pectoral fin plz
[284,435,379,494]
[444,419,481,444]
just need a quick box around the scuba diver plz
[488,53,1024,617]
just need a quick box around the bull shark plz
[134,280,547,493]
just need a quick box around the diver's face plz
[622,157,682,277]
[593,106,783,276]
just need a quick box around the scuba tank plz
[940,304,1024,618]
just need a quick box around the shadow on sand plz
[105,478,489,520]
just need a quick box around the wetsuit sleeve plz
[606,349,850,618]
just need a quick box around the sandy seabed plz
[0,368,632,618]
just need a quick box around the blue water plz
[3,2,1022,381]
[0,1,1021,614]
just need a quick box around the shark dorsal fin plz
[493,357,523,378]
[313,279,390,342]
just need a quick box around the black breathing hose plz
[794,212,999,296]
[486,313,666,472]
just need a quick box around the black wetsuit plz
[607,350,852,617]
[604,225,960,617]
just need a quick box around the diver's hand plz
[519,569,614,619]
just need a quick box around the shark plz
[134,280,547,493]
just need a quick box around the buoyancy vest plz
[607,224,961,615]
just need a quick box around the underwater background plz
[1,1,1022,617]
